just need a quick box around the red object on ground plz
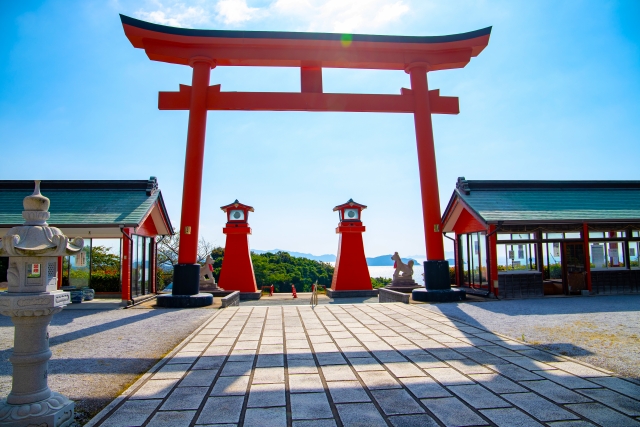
[331,199,372,292]
[270,285,274,296]
[218,200,258,293]
[292,285,297,298]
[120,15,491,265]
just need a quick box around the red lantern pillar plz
[218,200,260,299]
[328,199,376,298]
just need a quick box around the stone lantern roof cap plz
[333,198,367,212]
[0,181,84,257]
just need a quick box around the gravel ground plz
[421,294,640,381]
[0,306,216,425]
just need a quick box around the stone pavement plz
[86,303,640,427]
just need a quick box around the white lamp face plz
[344,208,359,220]
[230,210,245,221]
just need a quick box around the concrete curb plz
[378,288,409,304]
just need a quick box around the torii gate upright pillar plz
[407,63,444,261]
[158,57,215,308]
[407,63,450,291]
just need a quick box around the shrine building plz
[0,178,173,306]
[442,178,640,298]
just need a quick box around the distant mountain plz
[250,249,443,267]
[409,251,456,261]
[251,249,336,263]
[366,255,419,266]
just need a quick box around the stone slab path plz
[86,303,640,427]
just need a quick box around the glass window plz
[632,230,639,238]
[543,241,562,279]
[69,238,91,288]
[460,234,470,284]
[512,233,532,240]
[137,236,145,295]
[498,233,534,241]
[630,241,639,268]
[498,242,537,271]
[589,232,605,238]
[459,232,488,288]
[131,235,140,297]
[590,241,626,269]
[145,238,152,294]
[564,232,581,239]
[544,233,564,239]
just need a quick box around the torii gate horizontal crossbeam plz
[159,85,459,114]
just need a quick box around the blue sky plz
[1,0,639,259]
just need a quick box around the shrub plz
[90,272,120,293]
[371,277,392,289]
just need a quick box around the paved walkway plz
[87,303,640,427]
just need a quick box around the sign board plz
[76,251,87,267]
[508,250,515,260]
[609,248,619,267]
[518,245,524,259]
[592,244,605,268]
[27,263,41,278]
[553,242,560,257]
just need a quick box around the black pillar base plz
[172,264,201,295]
[156,293,213,308]
[423,260,451,290]
[412,288,466,302]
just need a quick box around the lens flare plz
[340,34,353,47]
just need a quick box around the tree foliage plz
[155,235,218,290]
[90,245,120,274]
[370,277,392,289]
[208,249,334,293]
[156,234,216,267]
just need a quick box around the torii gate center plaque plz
[120,15,491,294]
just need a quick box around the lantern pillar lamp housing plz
[327,199,377,298]
[218,200,260,300]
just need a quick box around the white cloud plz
[135,1,211,27]
[132,0,410,31]
[215,0,264,25]
[271,0,410,32]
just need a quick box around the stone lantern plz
[0,181,84,427]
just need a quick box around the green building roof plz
[447,178,640,224]
[0,178,172,230]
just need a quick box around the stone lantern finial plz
[22,180,51,225]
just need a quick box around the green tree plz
[155,234,218,290]
[89,245,121,292]
[371,277,392,289]
[209,249,334,292]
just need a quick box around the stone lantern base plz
[0,392,74,427]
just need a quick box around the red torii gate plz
[120,15,491,305]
